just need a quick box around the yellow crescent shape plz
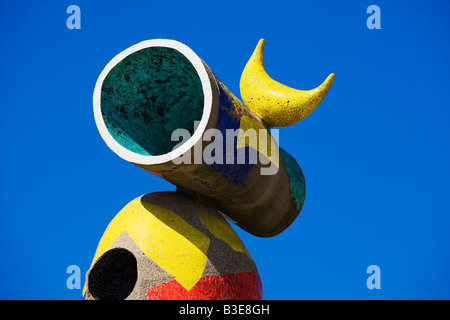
[240,39,335,127]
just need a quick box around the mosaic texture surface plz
[280,148,306,212]
[101,46,204,156]
[147,272,262,300]
[207,82,256,185]
[240,39,334,127]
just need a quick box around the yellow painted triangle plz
[84,199,210,293]
[236,115,279,168]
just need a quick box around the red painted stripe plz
[147,271,263,300]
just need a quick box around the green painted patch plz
[280,148,306,212]
[101,47,204,156]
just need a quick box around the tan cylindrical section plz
[93,39,304,237]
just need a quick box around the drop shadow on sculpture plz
[140,191,260,295]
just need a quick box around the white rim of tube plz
[93,39,213,165]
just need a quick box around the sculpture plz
[83,39,334,300]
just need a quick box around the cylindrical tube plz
[93,39,305,237]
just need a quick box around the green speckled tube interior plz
[101,47,204,156]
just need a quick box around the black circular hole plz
[88,248,138,300]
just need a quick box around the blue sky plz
[0,0,449,299]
